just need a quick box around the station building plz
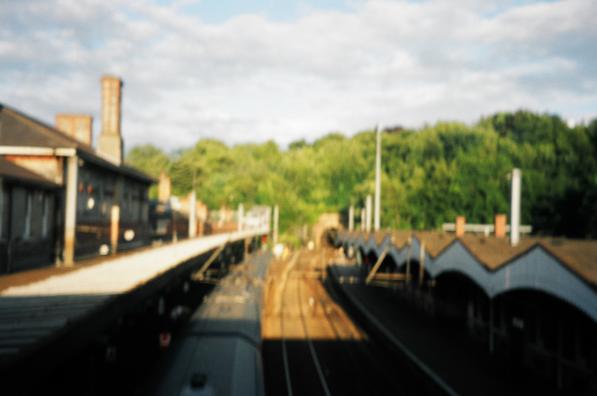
[0,75,154,271]
[342,217,597,392]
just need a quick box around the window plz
[42,193,50,238]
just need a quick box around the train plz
[150,250,271,396]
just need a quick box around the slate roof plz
[0,104,154,184]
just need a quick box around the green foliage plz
[126,111,597,239]
[125,144,170,198]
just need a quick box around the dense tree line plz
[126,110,597,241]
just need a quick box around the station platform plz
[329,263,562,396]
[0,229,267,378]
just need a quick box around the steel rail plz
[296,257,332,396]
[280,252,298,396]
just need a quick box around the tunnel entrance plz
[321,227,339,247]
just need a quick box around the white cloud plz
[1,0,596,151]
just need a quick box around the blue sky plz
[1,0,596,150]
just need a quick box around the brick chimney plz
[97,75,124,165]
[494,214,507,238]
[55,114,93,146]
[455,216,465,237]
[158,172,171,203]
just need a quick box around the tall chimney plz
[510,168,521,246]
[98,75,124,165]
[55,114,93,146]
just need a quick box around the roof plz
[0,157,59,189]
[0,104,154,184]
[342,230,597,289]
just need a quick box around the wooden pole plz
[366,249,388,284]
[63,155,78,266]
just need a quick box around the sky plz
[1,0,596,151]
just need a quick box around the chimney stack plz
[455,216,466,237]
[55,114,93,146]
[510,168,521,246]
[494,214,507,238]
[98,75,124,165]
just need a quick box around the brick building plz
[0,75,153,270]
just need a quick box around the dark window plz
[0,187,9,239]
[24,191,32,239]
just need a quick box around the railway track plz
[279,252,331,396]
[264,249,404,396]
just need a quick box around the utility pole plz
[374,124,382,231]
[510,168,521,246]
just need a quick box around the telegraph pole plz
[510,169,521,246]
[374,124,382,231]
